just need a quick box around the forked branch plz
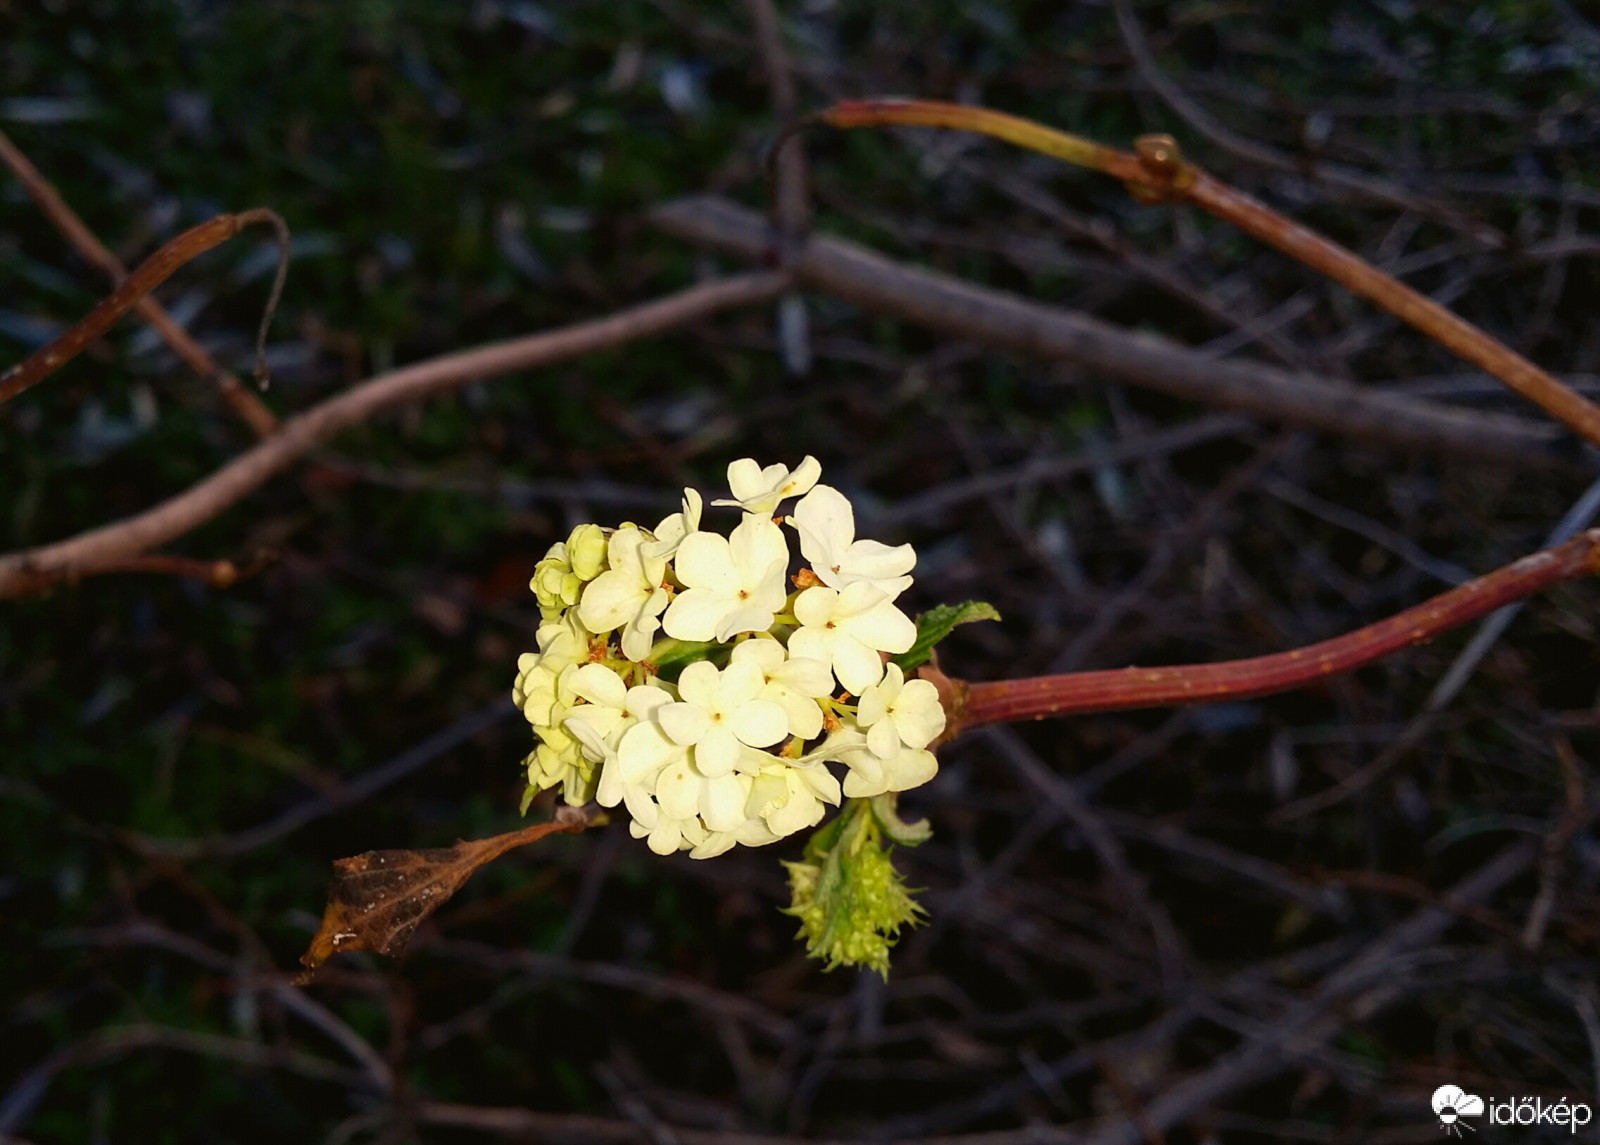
[814,99,1600,449]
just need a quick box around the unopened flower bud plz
[565,523,608,581]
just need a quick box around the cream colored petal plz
[621,784,657,826]
[785,625,831,673]
[794,583,838,627]
[842,595,916,655]
[779,456,822,501]
[774,689,823,740]
[655,762,701,820]
[672,531,739,593]
[714,601,779,643]
[856,680,891,728]
[674,661,719,710]
[772,654,833,697]
[570,662,629,709]
[883,747,938,792]
[724,457,781,503]
[795,763,841,805]
[647,814,683,855]
[729,513,789,582]
[840,537,915,580]
[616,720,684,784]
[688,831,741,860]
[701,771,750,832]
[892,678,947,749]
[695,724,741,777]
[766,785,822,837]
[718,660,765,707]
[789,484,853,583]
[730,636,785,673]
[729,697,787,749]
[624,684,673,719]
[831,634,886,696]
[577,569,643,634]
[867,718,900,759]
[657,700,711,747]
[842,765,889,799]
[661,587,732,643]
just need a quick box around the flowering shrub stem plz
[950,529,1600,734]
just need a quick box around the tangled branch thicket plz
[5,2,1600,1143]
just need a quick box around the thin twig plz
[0,206,287,417]
[0,271,790,598]
[746,0,813,375]
[1269,471,1600,823]
[1108,0,1502,245]
[0,132,282,436]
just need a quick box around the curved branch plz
[0,272,790,599]
[0,207,286,416]
[948,528,1600,734]
[0,130,280,436]
[814,100,1600,450]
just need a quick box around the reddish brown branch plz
[1179,168,1600,450]
[0,551,274,598]
[815,99,1600,450]
[950,530,1600,735]
[0,130,281,437]
[0,204,285,428]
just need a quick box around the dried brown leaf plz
[296,805,597,983]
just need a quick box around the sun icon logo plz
[1432,1085,1484,1136]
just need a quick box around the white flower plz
[513,610,591,713]
[642,487,703,561]
[788,484,915,599]
[803,725,938,799]
[730,637,833,740]
[840,743,938,798]
[623,786,712,856]
[857,663,946,756]
[745,759,841,838]
[789,582,917,695]
[561,665,676,807]
[662,513,789,642]
[521,664,598,804]
[578,525,670,661]
[656,755,755,832]
[688,817,781,860]
[657,660,788,776]
[713,455,822,515]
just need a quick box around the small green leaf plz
[645,637,721,682]
[891,600,1001,672]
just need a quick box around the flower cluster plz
[513,457,946,859]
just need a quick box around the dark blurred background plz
[5,1,1600,1141]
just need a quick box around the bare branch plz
[0,132,281,436]
[651,196,1570,464]
[0,271,790,599]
